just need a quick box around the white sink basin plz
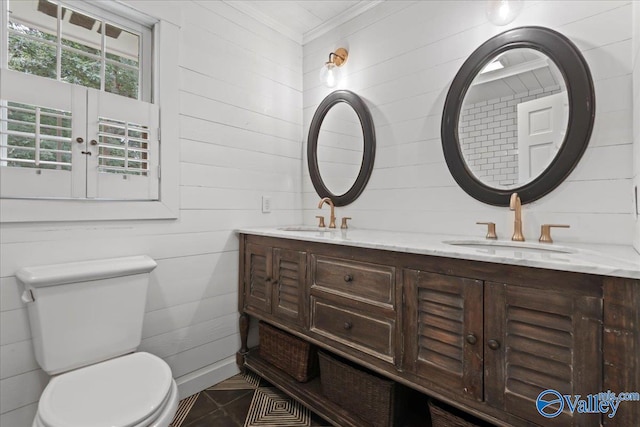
[443,239,575,254]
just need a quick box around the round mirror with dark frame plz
[308,90,376,206]
[441,26,595,206]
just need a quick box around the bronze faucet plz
[510,193,525,242]
[476,222,497,240]
[318,197,336,228]
[539,224,570,243]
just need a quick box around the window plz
[0,0,167,208]
[7,0,151,100]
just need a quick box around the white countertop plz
[236,226,640,280]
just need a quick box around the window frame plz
[0,0,179,222]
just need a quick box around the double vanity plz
[236,226,640,427]
[237,23,637,427]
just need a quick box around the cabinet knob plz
[466,334,477,345]
[76,137,84,144]
[488,339,501,350]
[265,277,272,283]
[344,274,353,282]
[344,321,352,330]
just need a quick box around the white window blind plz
[97,118,150,176]
[87,88,159,200]
[0,69,86,198]
[1,101,73,170]
[0,69,159,200]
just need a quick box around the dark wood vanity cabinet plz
[484,282,602,427]
[402,270,484,401]
[238,234,639,427]
[403,269,602,426]
[310,254,398,365]
[243,241,307,328]
[402,269,603,427]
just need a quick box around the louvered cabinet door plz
[484,282,602,427]
[403,270,484,401]
[244,243,273,314]
[272,248,307,327]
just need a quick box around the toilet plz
[17,256,179,427]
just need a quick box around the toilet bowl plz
[32,353,179,427]
[17,256,179,427]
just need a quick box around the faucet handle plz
[539,224,570,244]
[315,215,326,228]
[341,217,352,229]
[476,222,497,240]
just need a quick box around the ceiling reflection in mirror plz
[458,48,568,190]
[316,102,365,197]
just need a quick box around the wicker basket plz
[319,351,405,427]
[259,322,318,382]
[428,399,486,427]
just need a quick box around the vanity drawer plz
[311,297,394,363]
[312,255,395,306]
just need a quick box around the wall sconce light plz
[319,48,348,88]
[486,0,522,26]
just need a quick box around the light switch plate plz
[262,196,272,213]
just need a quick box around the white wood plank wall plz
[0,1,303,425]
[303,1,637,246]
[1,0,639,425]
[633,1,640,252]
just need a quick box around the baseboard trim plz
[175,356,239,399]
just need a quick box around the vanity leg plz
[237,313,250,372]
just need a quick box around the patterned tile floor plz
[168,370,493,427]
[169,371,331,427]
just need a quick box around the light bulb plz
[486,0,522,26]
[319,62,342,88]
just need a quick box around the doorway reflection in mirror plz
[458,48,568,190]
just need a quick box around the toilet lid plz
[39,352,172,427]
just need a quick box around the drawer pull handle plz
[488,339,501,350]
[343,321,353,330]
[466,334,477,345]
[344,274,353,282]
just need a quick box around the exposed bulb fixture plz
[319,48,348,88]
[486,0,522,26]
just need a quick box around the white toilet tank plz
[17,256,157,375]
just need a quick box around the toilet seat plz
[34,381,178,427]
[36,352,173,427]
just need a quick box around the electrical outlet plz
[262,196,272,213]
